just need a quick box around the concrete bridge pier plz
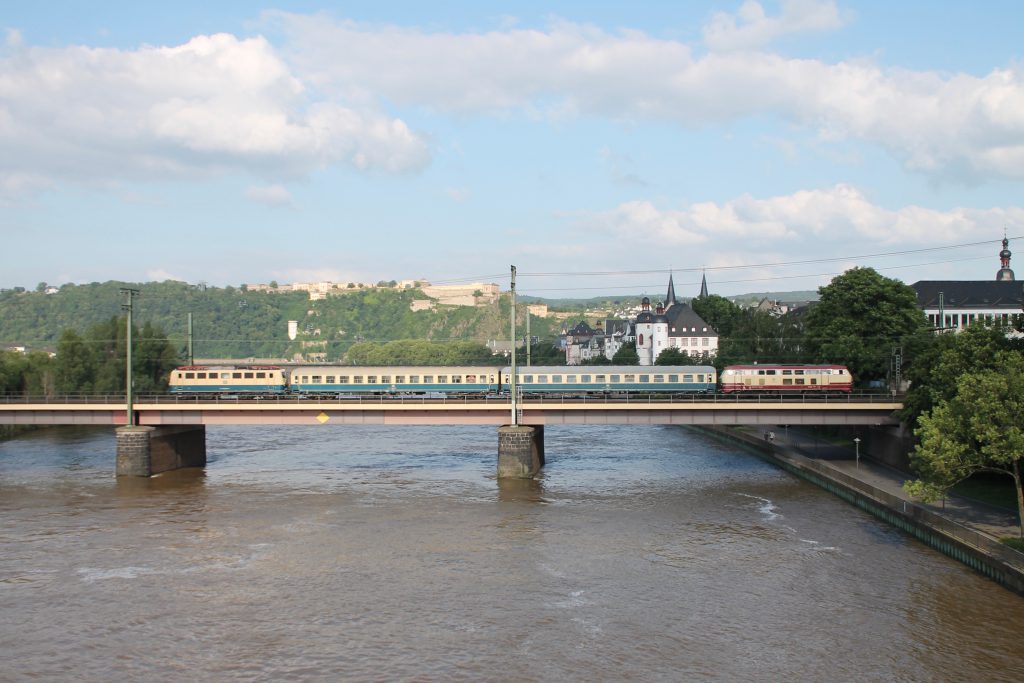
[497,425,545,478]
[116,425,207,477]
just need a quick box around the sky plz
[2,0,1024,299]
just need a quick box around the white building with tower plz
[635,275,719,365]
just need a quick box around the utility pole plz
[187,312,194,365]
[526,307,531,367]
[120,288,139,427]
[510,265,518,426]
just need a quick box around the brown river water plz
[1,424,1022,682]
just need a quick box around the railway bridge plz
[0,393,903,478]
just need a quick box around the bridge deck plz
[0,394,903,427]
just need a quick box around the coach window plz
[610,374,621,383]
[232,372,242,379]
[537,376,547,384]
[795,369,804,375]
[256,372,266,379]
[185,372,195,379]
[524,375,533,383]
[437,376,447,383]
[324,376,333,384]
[796,378,805,385]
[668,374,678,382]
[581,374,592,382]
[354,376,363,384]
[409,375,419,383]
[381,376,391,384]
[552,375,562,383]
[766,370,776,375]
[244,372,254,379]
[567,375,577,383]
[312,376,322,384]
[221,373,231,379]
[595,374,606,383]
[367,376,378,384]
[423,375,433,383]
[782,369,792,375]
[683,374,693,383]
[339,376,349,383]
[624,374,635,383]
[466,374,476,383]
[783,378,793,386]
[638,375,649,383]
[395,376,405,383]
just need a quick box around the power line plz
[516,236,1019,278]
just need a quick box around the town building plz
[560,274,719,365]
[911,236,1024,331]
[635,274,719,365]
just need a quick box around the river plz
[1,424,1021,681]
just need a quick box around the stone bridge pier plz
[116,425,207,477]
[497,425,545,478]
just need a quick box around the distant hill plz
[0,281,560,361]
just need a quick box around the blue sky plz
[3,1,1023,298]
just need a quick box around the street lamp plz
[854,437,861,469]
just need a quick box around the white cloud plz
[0,33,429,198]
[575,184,1024,250]
[266,12,1024,183]
[246,184,293,206]
[703,0,849,52]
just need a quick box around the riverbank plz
[697,425,1024,596]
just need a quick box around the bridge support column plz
[497,425,544,478]
[116,425,206,477]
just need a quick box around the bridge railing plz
[0,392,903,406]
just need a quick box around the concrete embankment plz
[696,425,1024,596]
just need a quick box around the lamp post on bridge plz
[854,437,861,469]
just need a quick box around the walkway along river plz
[1,424,1022,681]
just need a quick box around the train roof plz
[174,365,282,370]
[723,364,848,370]
[505,365,716,373]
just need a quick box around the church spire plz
[997,231,1015,281]
[698,271,709,298]
[665,273,677,307]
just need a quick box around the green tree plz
[714,309,800,367]
[803,267,927,384]
[905,351,1024,537]
[55,329,96,393]
[900,322,1020,425]
[611,341,639,365]
[655,348,690,365]
[692,294,741,336]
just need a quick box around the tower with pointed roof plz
[665,274,677,307]
[997,234,1015,281]
[698,271,709,299]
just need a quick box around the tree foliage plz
[899,322,1021,425]
[692,294,741,337]
[803,268,927,383]
[53,316,179,394]
[611,341,639,365]
[905,351,1024,536]
[0,350,53,396]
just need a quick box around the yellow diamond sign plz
[316,412,330,424]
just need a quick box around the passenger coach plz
[506,365,717,394]
[289,365,501,395]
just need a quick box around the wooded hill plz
[0,281,561,361]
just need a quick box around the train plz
[168,363,852,396]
